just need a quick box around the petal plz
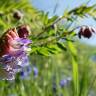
[18,38,32,45]
[0,68,15,80]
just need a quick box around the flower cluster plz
[0,25,31,80]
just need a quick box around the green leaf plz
[72,56,79,96]
[69,4,96,18]
[48,16,58,25]
[57,42,67,51]
[47,44,61,54]
[42,12,49,25]
[68,42,77,56]
[68,42,79,96]
[37,47,50,56]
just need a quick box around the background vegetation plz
[0,0,96,96]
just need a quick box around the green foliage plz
[0,0,96,96]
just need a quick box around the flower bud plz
[13,10,23,20]
[0,28,19,56]
[0,27,31,57]
[17,25,30,38]
[78,26,96,39]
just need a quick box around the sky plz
[31,0,96,46]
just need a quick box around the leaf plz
[68,42,79,96]
[48,16,58,25]
[68,42,77,56]
[72,56,79,96]
[57,42,67,51]
[68,4,96,18]
[42,12,49,25]
[36,47,50,56]
[47,44,61,54]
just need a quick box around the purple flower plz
[0,26,31,80]
[60,77,71,88]
[60,79,68,87]
[20,65,32,80]
[15,51,30,67]
[20,65,38,79]
[0,52,30,80]
[33,66,38,78]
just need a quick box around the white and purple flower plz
[0,25,31,80]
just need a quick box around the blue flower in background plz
[60,77,71,88]
[91,54,96,62]
[20,65,32,79]
[19,65,38,80]
[33,66,38,78]
[60,79,68,88]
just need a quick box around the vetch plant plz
[0,25,31,80]
[0,0,96,96]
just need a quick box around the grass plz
[0,43,96,96]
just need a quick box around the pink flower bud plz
[0,28,22,56]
